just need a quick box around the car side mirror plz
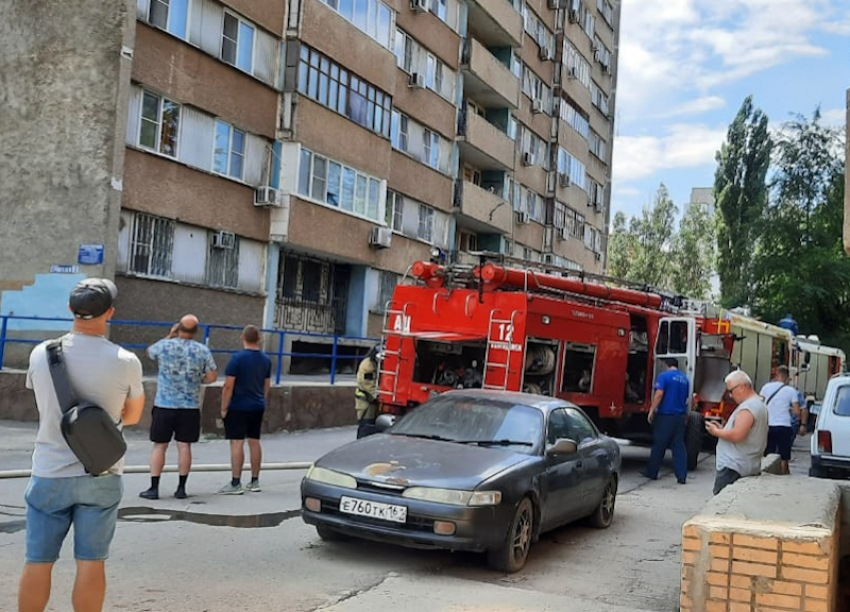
[800,362,811,373]
[546,438,578,456]
[375,414,396,432]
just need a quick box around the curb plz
[0,462,313,480]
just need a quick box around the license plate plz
[339,496,407,523]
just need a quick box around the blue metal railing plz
[0,315,378,385]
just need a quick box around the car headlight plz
[402,487,502,506]
[305,466,357,489]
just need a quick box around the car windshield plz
[389,395,543,453]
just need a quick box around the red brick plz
[730,575,751,589]
[707,572,730,586]
[711,544,731,559]
[709,586,728,600]
[711,558,731,573]
[756,592,801,609]
[805,584,828,599]
[683,537,701,551]
[729,603,750,612]
[782,552,829,571]
[683,524,700,539]
[770,580,802,596]
[732,547,778,564]
[781,566,829,584]
[805,599,828,612]
[681,579,690,595]
[710,531,732,545]
[680,593,692,610]
[733,534,778,550]
[729,587,750,602]
[782,539,829,556]
[705,601,726,612]
[732,560,777,578]
[682,551,697,565]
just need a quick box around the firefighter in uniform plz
[355,344,382,438]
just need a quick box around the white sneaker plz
[218,482,244,495]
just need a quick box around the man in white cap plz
[18,278,145,612]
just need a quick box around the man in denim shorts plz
[19,279,145,612]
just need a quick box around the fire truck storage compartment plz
[561,342,597,393]
[523,339,558,396]
[626,315,649,403]
[413,338,486,389]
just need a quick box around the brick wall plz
[680,476,842,612]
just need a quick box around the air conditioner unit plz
[369,226,393,248]
[521,152,533,166]
[594,252,602,261]
[532,98,544,114]
[558,173,570,188]
[210,230,236,249]
[595,200,604,213]
[253,186,280,207]
[516,211,530,225]
[538,46,551,62]
[408,72,425,88]
[411,0,428,12]
[568,66,578,79]
[568,9,578,23]
[559,226,569,241]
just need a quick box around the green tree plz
[671,201,715,299]
[752,109,850,349]
[714,96,772,309]
[606,211,632,279]
[628,183,678,287]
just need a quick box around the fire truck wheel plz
[487,496,534,573]
[686,413,704,471]
[316,524,350,542]
[588,476,617,529]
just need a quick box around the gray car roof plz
[436,389,573,412]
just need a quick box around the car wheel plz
[686,413,704,471]
[316,524,349,542]
[589,477,617,529]
[487,497,534,573]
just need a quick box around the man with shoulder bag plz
[18,278,145,612]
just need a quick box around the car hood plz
[315,434,534,490]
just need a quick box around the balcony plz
[453,180,512,234]
[457,108,515,171]
[461,38,520,109]
[466,0,523,48]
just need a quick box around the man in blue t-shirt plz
[218,325,272,495]
[641,357,691,484]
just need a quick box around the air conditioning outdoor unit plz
[369,226,393,248]
[516,211,530,225]
[210,230,236,250]
[411,0,428,12]
[538,46,551,62]
[594,252,602,261]
[559,173,570,188]
[408,72,425,88]
[522,152,533,166]
[253,186,280,207]
[595,200,604,212]
[568,9,578,23]
[568,66,578,79]
[532,98,544,114]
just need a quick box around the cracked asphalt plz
[0,421,741,612]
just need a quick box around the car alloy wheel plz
[590,478,616,529]
[488,497,534,573]
[511,500,532,563]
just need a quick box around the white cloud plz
[821,108,847,127]
[612,124,728,183]
[655,96,727,118]
[617,0,844,120]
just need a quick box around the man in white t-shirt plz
[759,365,800,475]
[18,279,145,612]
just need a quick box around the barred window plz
[298,45,391,138]
[130,213,174,278]
[378,270,400,312]
[207,234,240,289]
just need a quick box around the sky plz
[610,0,850,224]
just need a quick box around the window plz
[418,205,434,242]
[588,179,604,208]
[554,202,566,229]
[130,213,174,278]
[565,408,597,444]
[302,260,323,302]
[221,13,255,73]
[523,7,554,57]
[207,233,240,289]
[594,36,612,71]
[562,342,597,392]
[319,0,394,48]
[298,45,391,138]
[584,11,595,38]
[298,148,383,222]
[570,157,588,192]
[213,120,245,179]
[560,98,590,139]
[139,91,180,157]
[281,255,299,298]
[589,129,607,160]
[378,270,400,312]
[591,81,610,115]
[149,0,189,39]
[511,55,522,79]
[386,190,403,231]
[547,409,571,445]
[423,129,440,169]
[597,0,614,26]
[564,42,591,89]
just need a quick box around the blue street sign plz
[78,244,104,265]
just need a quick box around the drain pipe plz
[0,462,313,480]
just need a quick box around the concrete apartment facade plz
[0,0,620,362]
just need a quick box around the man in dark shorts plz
[759,365,801,475]
[218,325,272,494]
[140,314,218,500]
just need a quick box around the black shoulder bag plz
[46,340,127,475]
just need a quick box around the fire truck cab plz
[378,258,710,470]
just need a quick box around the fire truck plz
[377,256,731,470]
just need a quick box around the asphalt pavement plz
[0,421,793,612]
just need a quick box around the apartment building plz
[0,0,620,363]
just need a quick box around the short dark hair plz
[776,365,790,378]
[663,357,679,368]
[242,325,261,344]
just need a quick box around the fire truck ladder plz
[482,309,521,391]
[378,301,415,404]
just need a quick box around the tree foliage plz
[714,96,773,309]
[671,201,715,300]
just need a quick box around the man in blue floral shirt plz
[140,314,217,500]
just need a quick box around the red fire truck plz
[377,257,731,470]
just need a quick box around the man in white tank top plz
[705,370,769,495]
